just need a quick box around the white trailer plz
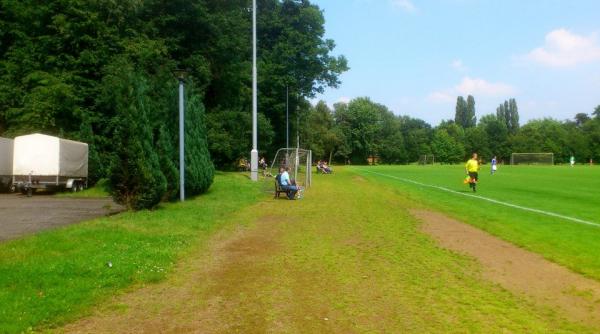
[0,137,13,191]
[13,133,88,195]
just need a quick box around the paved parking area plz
[0,194,124,241]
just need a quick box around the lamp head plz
[172,68,190,82]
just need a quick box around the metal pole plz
[286,85,289,149]
[250,0,259,181]
[179,79,185,201]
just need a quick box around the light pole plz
[250,0,259,181]
[173,68,188,201]
[286,85,289,149]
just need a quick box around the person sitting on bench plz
[279,166,298,200]
[316,160,324,173]
[322,161,332,174]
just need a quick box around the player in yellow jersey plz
[465,153,480,192]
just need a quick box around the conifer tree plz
[465,95,476,127]
[107,65,166,210]
[454,96,467,127]
[184,94,214,197]
[156,125,179,201]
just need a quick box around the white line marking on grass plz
[357,168,600,228]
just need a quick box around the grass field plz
[1,167,599,333]
[353,164,600,280]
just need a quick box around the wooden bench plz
[274,179,289,199]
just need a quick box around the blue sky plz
[311,0,600,125]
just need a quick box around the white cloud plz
[455,77,515,96]
[390,0,416,12]
[451,59,467,71]
[428,77,516,104]
[427,91,455,103]
[337,96,351,104]
[525,29,600,67]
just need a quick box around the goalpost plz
[270,148,312,188]
[510,153,554,165]
[418,154,435,165]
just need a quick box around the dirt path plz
[414,209,600,328]
[61,211,285,333]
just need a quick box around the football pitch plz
[352,164,600,280]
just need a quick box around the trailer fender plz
[66,179,77,189]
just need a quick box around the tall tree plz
[593,105,600,119]
[454,96,467,128]
[464,127,491,160]
[497,99,519,134]
[574,113,591,127]
[508,98,520,134]
[107,64,166,210]
[431,129,465,164]
[156,125,179,202]
[465,95,477,128]
[184,94,215,197]
[479,114,510,161]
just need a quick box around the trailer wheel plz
[27,187,33,197]
[77,182,85,192]
[71,181,78,192]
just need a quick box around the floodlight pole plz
[250,0,258,181]
[286,85,289,149]
[178,76,185,201]
[296,105,300,147]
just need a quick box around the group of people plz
[316,160,332,174]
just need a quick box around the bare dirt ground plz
[0,194,123,241]
[61,213,290,334]
[414,209,600,328]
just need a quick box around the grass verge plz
[0,173,264,333]
[353,165,600,281]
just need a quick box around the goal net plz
[418,154,435,165]
[270,148,312,188]
[510,153,554,165]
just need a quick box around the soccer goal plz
[510,153,554,165]
[270,148,312,188]
[418,154,435,165]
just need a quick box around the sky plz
[310,0,600,126]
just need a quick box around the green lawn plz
[2,168,598,333]
[352,164,600,280]
[0,173,264,333]
[48,168,597,333]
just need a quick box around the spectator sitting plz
[279,166,298,200]
[316,160,325,173]
[260,157,272,177]
[259,157,268,169]
[322,161,332,174]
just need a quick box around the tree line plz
[0,0,347,209]
[2,1,598,210]
[301,97,600,165]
